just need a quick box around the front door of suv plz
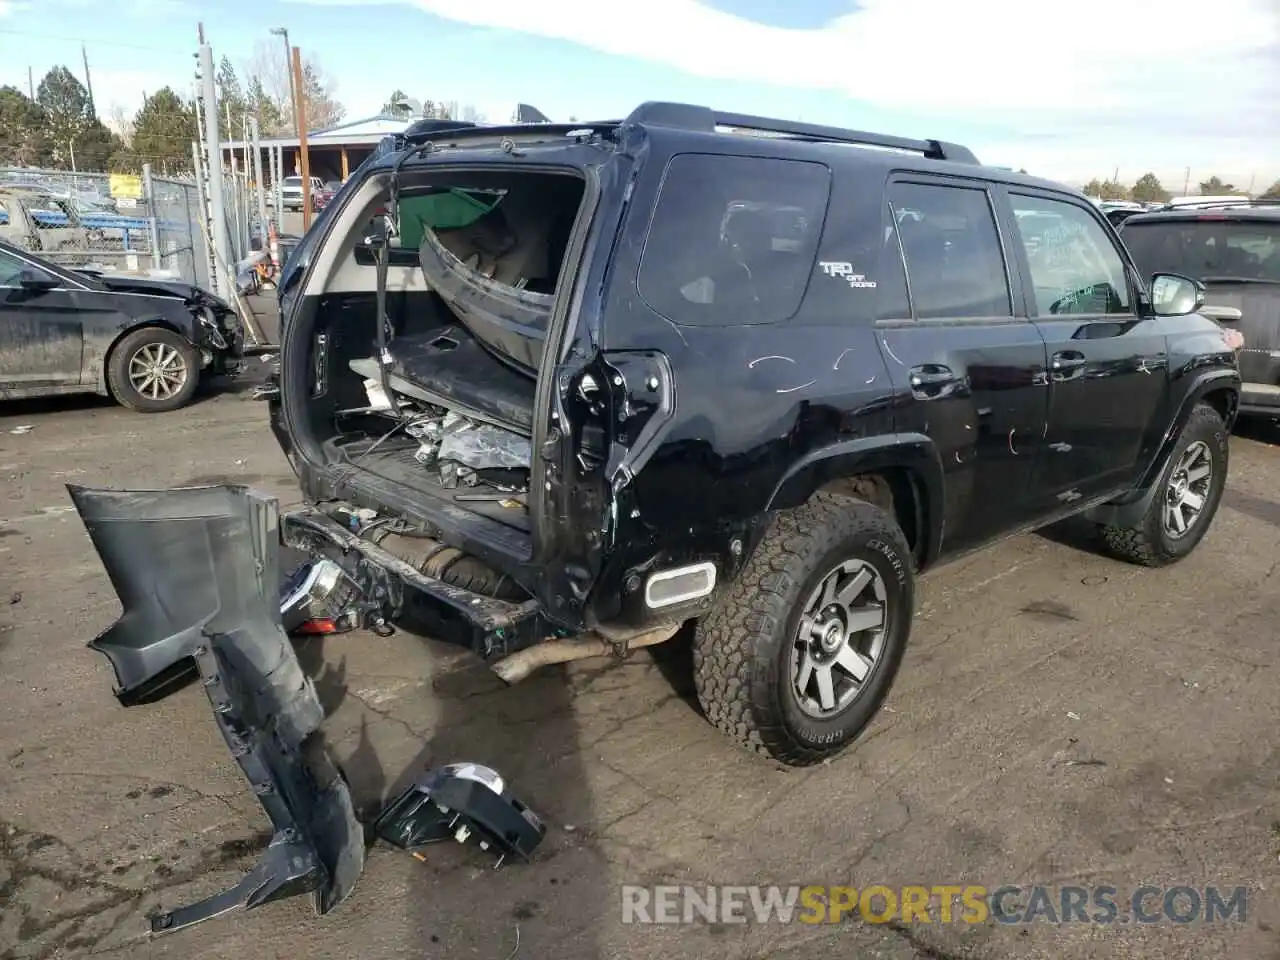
[879,176,1049,556]
[1000,190,1169,503]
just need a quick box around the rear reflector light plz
[645,562,717,609]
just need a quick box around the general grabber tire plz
[1099,402,1228,567]
[693,492,914,767]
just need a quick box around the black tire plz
[107,327,200,413]
[693,492,915,767]
[1099,402,1228,567]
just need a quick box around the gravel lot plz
[1,371,1278,960]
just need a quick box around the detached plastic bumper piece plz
[374,763,546,868]
[67,484,365,934]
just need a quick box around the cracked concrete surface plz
[1,384,1278,960]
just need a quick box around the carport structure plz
[221,115,415,187]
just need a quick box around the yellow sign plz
[109,174,143,200]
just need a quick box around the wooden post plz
[341,147,349,180]
[291,45,313,231]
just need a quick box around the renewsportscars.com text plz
[621,884,1249,926]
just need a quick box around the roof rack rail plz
[622,101,979,164]
[1159,197,1280,211]
[399,119,622,147]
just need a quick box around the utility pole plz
[27,66,34,99]
[197,27,232,298]
[81,44,96,116]
[1183,167,1191,196]
[291,45,313,231]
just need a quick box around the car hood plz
[88,273,200,300]
[67,484,365,933]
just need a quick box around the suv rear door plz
[877,175,1049,554]
[1001,189,1168,502]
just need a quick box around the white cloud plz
[292,0,1277,122]
[288,0,1280,183]
[0,0,32,16]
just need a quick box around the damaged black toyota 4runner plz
[70,102,1240,929]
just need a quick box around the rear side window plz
[638,154,831,326]
[1123,219,1280,284]
[887,182,1011,319]
[1010,195,1131,315]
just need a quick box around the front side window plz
[638,154,831,326]
[887,182,1011,319]
[0,249,38,285]
[1010,195,1132,315]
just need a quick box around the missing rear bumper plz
[68,484,365,932]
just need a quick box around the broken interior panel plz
[292,168,589,545]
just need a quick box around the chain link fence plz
[0,166,252,295]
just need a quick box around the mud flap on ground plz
[67,484,365,933]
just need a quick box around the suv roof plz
[362,100,1081,200]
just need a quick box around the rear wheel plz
[1099,402,1228,566]
[107,327,200,413]
[693,493,914,767]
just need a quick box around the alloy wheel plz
[128,343,189,401]
[1163,440,1213,539]
[790,559,888,718]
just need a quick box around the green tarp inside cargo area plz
[397,189,502,249]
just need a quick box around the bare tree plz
[108,102,134,146]
[243,40,294,131]
[241,42,345,133]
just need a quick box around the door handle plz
[908,364,959,399]
[909,366,957,388]
[1050,351,1086,373]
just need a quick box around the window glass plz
[1122,220,1280,284]
[876,207,912,320]
[0,249,35,285]
[638,154,831,326]
[888,182,1011,319]
[1011,195,1131,315]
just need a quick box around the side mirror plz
[17,269,59,292]
[1149,272,1205,317]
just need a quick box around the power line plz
[0,27,182,55]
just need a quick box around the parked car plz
[280,175,324,212]
[0,188,93,252]
[69,102,1240,929]
[315,180,343,211]
[0,239,243,411]
[1119,200,1279,417]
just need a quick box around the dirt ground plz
[1,370,1278,960]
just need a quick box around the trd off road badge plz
[819,261,877,289]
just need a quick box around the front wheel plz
[107,327,200,413]
[1099,402,1228,566]
[693,493,914,767]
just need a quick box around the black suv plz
[1118,200,1279,417]
[70,102,1240,928]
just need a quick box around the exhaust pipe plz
[491,626,681,685]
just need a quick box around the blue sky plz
[1,0,1277,189]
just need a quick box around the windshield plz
[1123,219,1280,283]
[283,177,302,187]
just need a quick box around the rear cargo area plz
[293,168,590,545]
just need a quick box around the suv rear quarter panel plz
[587,135,900,626]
